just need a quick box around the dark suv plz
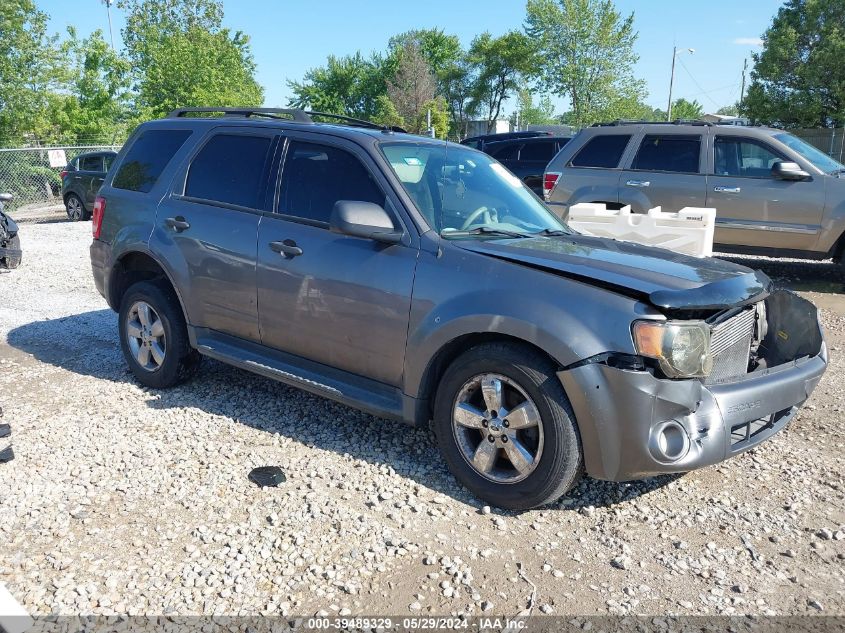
[484,136,570,195]
[90,108,827,509]
[61,150,117,221]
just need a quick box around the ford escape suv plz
[544,122,845,268]
[90,108,827,510]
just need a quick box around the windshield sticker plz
[490,162,522,187]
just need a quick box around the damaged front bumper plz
[559,290,828,482]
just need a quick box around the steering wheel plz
[461,206,497,230]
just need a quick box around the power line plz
[677,57,723,109]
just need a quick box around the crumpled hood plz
[455,233,772,312]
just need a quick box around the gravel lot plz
[1,216,844,618]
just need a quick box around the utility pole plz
[103,0,115,50]
[740,58,748,106]
[667,45,694,121]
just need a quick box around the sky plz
[40,0,782,116]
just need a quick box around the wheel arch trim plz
[108,247,192,338]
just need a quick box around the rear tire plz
[1,235,21,269]
[118,280,200,388]
[433,342,583,510]
[65,194,88,221]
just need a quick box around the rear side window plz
[279,141,385,224]
[632,135,701,173]
[104,154,115,171]
[487,143,520,160]
[519,141,557,161]
[185,134,272,209]
[80,155,103,171]
[570,135,631,168]
[113,129,191,193]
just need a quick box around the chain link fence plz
[791,128,845,162]
[0,144,122,209]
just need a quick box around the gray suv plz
[90,108,827,510]
[544,122,845,266]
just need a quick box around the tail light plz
[60,170,68,180]
[92,196,106,238]
[543,172,561,200]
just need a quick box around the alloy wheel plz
[67,197,83,221]
[125,301,166,371]
[451,373,544,483]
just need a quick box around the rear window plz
[112,129,192,193]
[631,135,701,173]
[570,135,631,168]
[519,141,557,162]
[80,155,103,171]
[185,134,272,209]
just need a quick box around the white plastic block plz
[567,203,716,258]
[0,582,32,633]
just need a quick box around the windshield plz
[379,142,569,238]
[774,132,845,174]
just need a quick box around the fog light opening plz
[650,420,690,463]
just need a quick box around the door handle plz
[714,186,741,194]
[269,240,303,258]
[626,180,650,187]
[165,217,190,232]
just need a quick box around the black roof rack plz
[167,107,313,122]
[592,119,712,127]
[166,107,406,133]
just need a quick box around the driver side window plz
[278,141,386,225]
[715,137,785,178]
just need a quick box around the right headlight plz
[632,320,713,379]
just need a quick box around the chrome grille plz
[706,307,757,384]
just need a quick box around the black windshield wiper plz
[532,228,572,237]
[441,226,532,239]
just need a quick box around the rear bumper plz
[90,238,110,301]
[559,346,826,481]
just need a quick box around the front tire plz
[118,280,200,388]
[433,343,583,510]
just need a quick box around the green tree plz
[717,104,740,116]
[119,0,263,120]
[57,29,132,143]
[388,29,462,79]
[743,0,845,127]
[468,31,535,132]
[0,0,63,145]
[415,97,451,138]
[370,94,405,130]
[288,52,387,119]
[669,97,704,120]
[510,89,557,128]
[525,0,646,127]
[440,58,477,137]
[387,42,437,131]
[389,29,470,136]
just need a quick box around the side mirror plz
[329,200,403,244]
[771,161,810,181]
